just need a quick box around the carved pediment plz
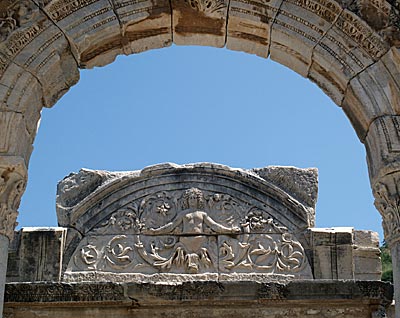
[58,163,315,282]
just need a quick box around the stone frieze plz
[60,164,316,280]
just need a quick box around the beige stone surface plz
[226,0,281,57]
[40,0,122,68]
[7,227,67,282]
[270,0,343,80]
[353,230,382,281]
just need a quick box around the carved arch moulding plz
[0,0,399,241]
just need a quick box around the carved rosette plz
[0,157,27,241]
[373,172,400,247]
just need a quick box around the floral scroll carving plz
[67,187,312,278]
[220,233,307,274]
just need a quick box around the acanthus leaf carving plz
[373,172,400,246]
[183,0,227,15]
[0,158,27,241]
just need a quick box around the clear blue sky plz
[17,45,383,240]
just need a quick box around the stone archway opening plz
[17,45,378,239]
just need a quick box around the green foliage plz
[381,243,393,283]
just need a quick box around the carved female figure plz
[144,188,240,235]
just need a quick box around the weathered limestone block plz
[56,163,316,282]
[226,0,281,57]
[0,63,42,162]
[172,0,229,47]
[0,111,35,161]
[7,227,67,282]
[39,0,122,68]
[251,166,318,222]
[311,10,388,106]
[343,60,400,141]
[309,12,381,105]
[0,62,40,111]
[111,0,172,54]
[271,0,343,80]
[380,48,400,110]
[310,227,382,281]
[353,230,382,280]
[311,227,355,280]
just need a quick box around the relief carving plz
[67,187,312,278]
[219,230,307,274]
[93,203,144,234]
[136,235,218,273]
[183,0,226,14]
[373,173,400,246]
[242,208,288,233]
[0,0,39,41]
[143,188,241,236]
[0,158,27,240]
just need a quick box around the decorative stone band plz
[4,280,393,306]
[373,171,400,247]
[0,156,27,241]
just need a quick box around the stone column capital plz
[0,156,27,241]
[373,171,400,247]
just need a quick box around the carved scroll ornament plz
[67,188,312,278]
[0,157,27,241]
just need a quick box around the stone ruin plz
[4,163,393,317]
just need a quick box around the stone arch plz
[1,0,400,315]
[0,0,399,164]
